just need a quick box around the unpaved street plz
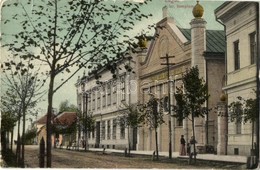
[23,145,244,169]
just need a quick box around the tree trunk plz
[189,111,197,164]
[128,126,131,156]
[16,116,21,166]
[251,121,255,155]
[21,108,26,167]
[46,73,55,167]
[155,128,159,160]
[11,128,13,151]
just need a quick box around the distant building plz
[215,2,259,156]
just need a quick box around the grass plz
[1,149,17,167]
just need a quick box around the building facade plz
[137,3,225,153]
[215,2,259,156]
[76,55,140,150]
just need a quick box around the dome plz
[192,1,204,18]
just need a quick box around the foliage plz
[1,112,17,133]
[228,95,257,123]
[142,94,164,129]
[59,100,78,112]
[119,101,145,129]
[80,112,95,134]
[23,128,37,143]
[1,0,153,167]
[173,66,209,121]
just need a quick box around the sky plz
[0,0,225,125]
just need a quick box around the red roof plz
[54,112,77,126]
[36,113,56,124]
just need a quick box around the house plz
[215,1,259,156]
[36,112,77,147]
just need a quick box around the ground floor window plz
[101,121,105,140]
[120,118,125,139]
[107,120,111,140]
[113,119,117,139]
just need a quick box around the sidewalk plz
[61,146,247,164]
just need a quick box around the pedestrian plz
[179,135,186,156]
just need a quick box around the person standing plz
[179,135,186,156]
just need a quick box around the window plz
[107,82,111,106]
[107,120,111,140]
[120,75,126,101]
[87,92,91,112]
[101,121,105,140]
[234,41,240,70]
[97,88,101,110]
[236,120,241,134]
[112,81,117,105]
[249,32,257,65]
[92,91,95,111]
[120,117,125,139]
[102,86,106,108]
[112,119,117,139]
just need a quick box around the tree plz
[142,94,164,160]
[79,111,95,151]
[173,66,209,164]
[1,58,43,167]
[119,101,145,156]
[2,0,152,167]
[228,94,257,155]
[59,100,78,113]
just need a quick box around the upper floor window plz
[92,91,96,111]
[88,92,91,112]
[107,82,111,106]
[97,89,101,110]
[234,40,240,70]
[120,75,126,101]
[102,86,106,108]
[249,32,257,65]
[112,80,117,105]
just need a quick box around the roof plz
[179,28,225,53]
[54,112,77,126]
[36,113,56,124]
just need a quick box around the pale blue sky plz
[1,0,225,122]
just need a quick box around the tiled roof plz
[179,28,225,53]
[54,112,77,126]
[36,113,56,124]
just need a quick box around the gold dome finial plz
[192,1,204,18]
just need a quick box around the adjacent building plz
[215,2,259,156]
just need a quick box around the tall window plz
[112,119,117,139]
[97,89,101,110]
[234,41,240,70]
[92,91,95,111]
[102,86,106,108]
[236,120,242,134]
[101,121,105,140]
[107,82,111,106]
[107,120,111,140]
[120,117,125,139]
[87,92,91,112]
[120,75,126,101]
[112,80,117,105]
[249,32,257,65]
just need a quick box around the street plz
[23,145,245,169]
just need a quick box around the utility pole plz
[161,54,175,159]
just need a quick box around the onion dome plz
[192,1,204,18]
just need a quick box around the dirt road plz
[23,145,244,169]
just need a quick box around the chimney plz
[162,6,168,18]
